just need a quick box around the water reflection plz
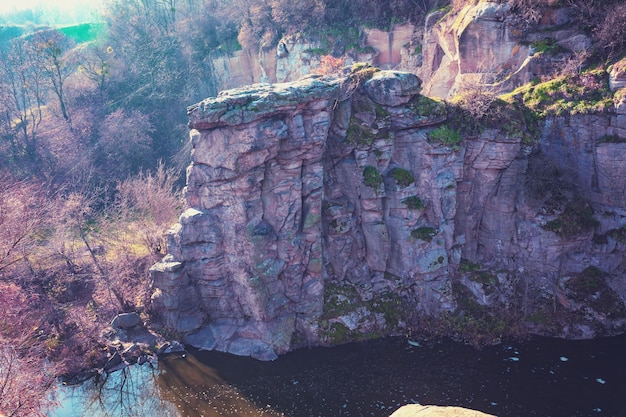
[50,364,179,417]
[157,354,284,416]
[50,354,285,417]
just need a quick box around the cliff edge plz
[151,67,626,360]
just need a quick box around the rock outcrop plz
[151,66,626,359]
[206,2,591,101]
[389,404,495,417]
[419,2,590,98]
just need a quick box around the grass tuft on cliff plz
[503,69,615,118]
[427,125,462,148]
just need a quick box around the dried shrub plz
[593,2,626,59]
[314,54,346,75]
[114,163,182,254]
[508,0,547,26]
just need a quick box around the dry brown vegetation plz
[0,167,181,416]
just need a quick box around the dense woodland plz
[1,0,626,415]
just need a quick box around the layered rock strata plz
[151,70,626,359]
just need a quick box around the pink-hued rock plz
[152,69,626,360]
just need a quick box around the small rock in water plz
[560,356,569,362]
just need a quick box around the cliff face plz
[208,23,421,93]
[208,1,590,99]
[151,69,626,359]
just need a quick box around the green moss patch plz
[390,167,415,187]
[427,125,462,147]
[401,195,425,210]
[321,282,360,320]
[346,118,377,146]
[543,201,599,238]
[407,94,446,118]
[346,92,392,147]
[365,293,406,328]
[411,226,437,242]
[459,259,481,273]
[436,282,509,347]
[363,165,383,189]
[530,38,566,55]
[319,282,408,344]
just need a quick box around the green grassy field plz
[58,22,104,43]
[0,22,104,44]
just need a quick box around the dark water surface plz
[50,333,626,417]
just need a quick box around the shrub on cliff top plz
[314,55,346,75]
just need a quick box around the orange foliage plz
[314,55,346,75]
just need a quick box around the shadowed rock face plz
[151,70,626,360]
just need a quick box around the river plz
[49,333,626,417]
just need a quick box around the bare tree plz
[76,43,112,99]
[0,342,56,417]
[31,30,79,125]
[0,40,46,172]
[96,109,155,179]
[0,283,58,417]
[593,2,626,59]
[0,175,49,277]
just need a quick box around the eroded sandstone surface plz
[208,1,593,101]
[151,69,626,360]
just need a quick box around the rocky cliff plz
[150,66,626,359]
[208,1,591,100]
